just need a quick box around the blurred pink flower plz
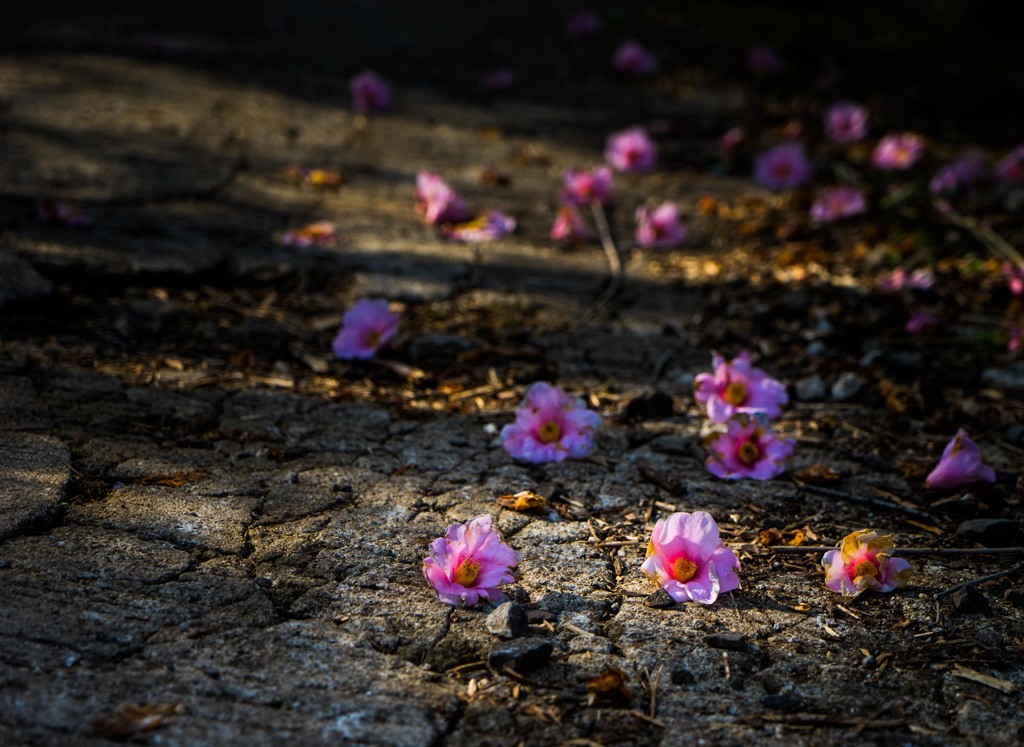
[605,126,657,172]
[872,132,925,171]
[36,199,92,228]
[350,69,392,114]
[442,210,516,242]
[1004,263,1024,296]
[925,429,996,489]
[567,9,602,38]
[501,382,602,463]
[331,298,400,360]
[551,203,590,243]
[635,203,686,248]
[415,171,472,225]
[996,145,1024,184]
[822,530,912,597]
[824,101,869,144]
[611,40,657,77]
[562,166,614,206]
[929,151,991,196]
[719,126,748,155]
[423,515,520,607]
[280,220,339,248]
[641,511,740,604]
[876,267,934,292]
[1008,325,1023,354]
[809,185,867,222]
[705,415,794,480]
[905,309,941,336]
[694,351,788,423]
[747,45,783,76]
[754,142,813,190]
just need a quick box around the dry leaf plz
[586,667,632,708]
[756,528,806,546]
[496,490,547,512]
[794,464,843,484]
[91,702,184,740]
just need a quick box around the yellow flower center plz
[738,440,760,465]
[852,559,879,582]
[671,557,698,584]
[452,559,481,587]
[365,330,381,348]
[723,380,748,405]
[538,420,561,444]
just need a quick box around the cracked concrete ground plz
[3,2,1024,745]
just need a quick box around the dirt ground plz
[2,2,1024,745]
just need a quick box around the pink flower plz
[567,9,602,39]
[996,145,1024,184]
[719,126,748,155]
[694,351,788,423]
[822,530,912,597]
[905,309,941,336]
[754,142,813,190]
[350,69,392,114]
[635,203,686,248]
[876,267,934,292]
[422,515,520,607]
[551,203,590,243]
[929,151,991,196]
[331,298,400,360]
[501,382,602,463]
[415,171,472,225]
[705,415,794,480]
[1008,325,1023,354]
[809,185,867,222]
[562,166,614,206]
[641,511,740,605]
[747,45,783,76]
[605,126,657,173]
[824,101,869,144]
[925,429,996,489]
[1004,263,1024,296]
[280,220,339,248]
[442,210,516,242]
[872,132,925,171]
[611,40,657,77]
[36,199,92,228]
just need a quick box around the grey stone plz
[956,518,1024,547]
[981,363,1024,393]
[486,602,528,639]
[0,433,70,541]
[704,631,746,651]
[951,586,990,615]
[831,372,864,402]
[0,250,52,306]
[487,637,554,673]
[645,589,676,608]
[795,374,827,401]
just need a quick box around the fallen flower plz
[754,142,813,190]
[611,40,657,77]
[929,151,991,196]
[996,145,1024,184]
[634,202,686,248]
[550,203,590,243]
[824,101,869,144]
[605,126,657,173]
[641,511,740,604]
[501,382,602,463]
[694,350,788,423]
[925,429,996,489]
[747,45,783,76]
[822,530,912,597]
[331,298,400,360]
[719,126,748,155]
[562,166,614,206]
[567,9,602,39]
[1004,263,1024,296]
[905,309,942,336]
[36,199,92,228]
[415,171,472,225]
[1008,324,1023,354]
[705,414,794,481]
[423,514,520,607]
[876,266,935,292]
[350,69,392,114]
[279,220,339,248]
[872,132,925,171]
[809,185,867,222]
[442,210,516,242]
